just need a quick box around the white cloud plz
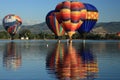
[22,19,41,25]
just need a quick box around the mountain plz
[0,22,120,34]
[94,22,120,33]
[20,22,52,34]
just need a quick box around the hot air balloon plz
[78,3,99,39]
[3,14,22,40]
[55,1,86,43]
[46,10,65,42]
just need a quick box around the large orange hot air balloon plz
[55,1,86,42]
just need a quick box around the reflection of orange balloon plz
[62,43,86,79]
[46,42,99,80]
[55,1,86,41]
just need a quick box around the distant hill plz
[20,22,52,34]
[0,22,120,34]
[94,22,120,33]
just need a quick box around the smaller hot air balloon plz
[78,3,99,39]
[46,10,65,42]
[3,14,22,40]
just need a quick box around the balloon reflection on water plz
[3,42,21,70]
[80,43,98,79]
[46,42,98,80]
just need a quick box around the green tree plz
[105,34,120,40]
[19,29,33,39]
[0,31,10,39]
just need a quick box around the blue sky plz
[0,0,120,25]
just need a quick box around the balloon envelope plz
[3,14,22,36]
[55,1,86,39]
[78,3,99,33]
[46,10,65,37]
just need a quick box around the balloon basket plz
[67,31,75,43]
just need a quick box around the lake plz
[0,40,120,80]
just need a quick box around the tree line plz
[0,29,120,40]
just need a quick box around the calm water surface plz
[0,40,120,80]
